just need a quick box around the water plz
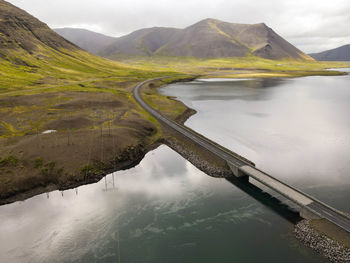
[1,70,350,262]
[161,69,350,212]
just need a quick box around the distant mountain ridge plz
[102,27,180,57]
[309,44,350,61]
[54,28,116,54]
[55,18,312,60]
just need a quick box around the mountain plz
[96,18,311,60]
[0,0,77,56]
[103,27,180,57]
[54,28,117,54]
[0,0,136,91]
[309,44,350,61]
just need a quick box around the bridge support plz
[300,207,321,220]
[227,162,247,178]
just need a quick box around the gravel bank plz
[164,138,233,178]
[295,220,350,263]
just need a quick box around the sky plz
[6,0,350,53]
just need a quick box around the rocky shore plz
[163,137,233,178]
[294,220,350,263]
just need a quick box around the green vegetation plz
[1,4,349,203]
[34,157,43,168]
[111,55,350,77]
[1,51,349,204]
[0,155,19,168]
[0,49,177,96]
[3,0,349,204]
[142,78,192,120]
[1,46,348,98]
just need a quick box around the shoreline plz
[295,220,350,263]
[138,74,350,263]
[1,73,350,262]
[0,86,197,206]
[0,140,163,206]
[0,71,347,205]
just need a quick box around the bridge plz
[133,78,350,233]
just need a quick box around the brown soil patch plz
[118,119,157,136]
[54,98,123,110]
[0,92,59,107]
[0,80,161,204]
[0,120,158,204]
[312,219,350,248]
[45,116,93,130]
[0,77,193,205]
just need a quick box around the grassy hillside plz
[0,47,168,94]
[108,55,350,78]
[0,0,178,94]
[0,0,189,203]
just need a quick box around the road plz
[133,78,350,233]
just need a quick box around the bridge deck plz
[239,165,313,206]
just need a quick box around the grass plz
[1,44,350,203]
[1,46,348,96]
[0,47,178,96]
[111,55,350,77]
[1,49,349,142]
[141,77,193,120]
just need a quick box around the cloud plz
[6,0,350,53]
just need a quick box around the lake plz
[1,70,350,263]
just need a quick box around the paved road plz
[307,202,350,231]
[133,80,250,168]
[133,78,350,233]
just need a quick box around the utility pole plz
[67,128,70,146]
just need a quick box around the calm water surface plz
[1,70,350,263]
[161,69,350,212]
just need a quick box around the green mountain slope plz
[0,0,158,94]
[0,0,191,203]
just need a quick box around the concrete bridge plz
[133,78,350,233]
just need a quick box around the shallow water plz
[2,71,350,262]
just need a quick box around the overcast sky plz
[7,0,350,53]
